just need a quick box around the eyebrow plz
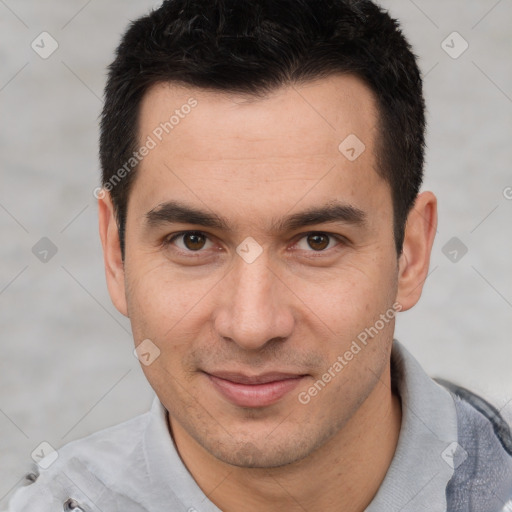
[145,200,366,233]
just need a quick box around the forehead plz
[131,74,388,228]
[138,74,379,162]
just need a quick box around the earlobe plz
[98,192,128,317]
[396,191,438,311]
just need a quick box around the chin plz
[198,429,321,469]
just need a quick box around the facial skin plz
[99,74,437,511]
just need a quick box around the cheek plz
[127,269,204,392]
[293,254,397,336]
[126,261,195,341]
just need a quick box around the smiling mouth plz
[204,371,307,408]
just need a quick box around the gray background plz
[1,0,511,504]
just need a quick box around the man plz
[6,0,512,510]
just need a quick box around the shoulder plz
[4,411,152,512]
[436,379,512,512]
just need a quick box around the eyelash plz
[163,231,347,257]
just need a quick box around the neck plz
[169,366,401,512]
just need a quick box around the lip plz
[205,371,306,408]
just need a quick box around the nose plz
[214,251,295,351]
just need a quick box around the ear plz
[396,191,437,311]
[98,191,128,317]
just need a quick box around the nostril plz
[63,498,85,512]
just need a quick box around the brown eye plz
[182,232,207,251]
[166,231,213,253]
[307,233,330,251]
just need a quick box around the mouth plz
[204,371,308,408]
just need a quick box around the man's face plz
[121,74,401,467]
